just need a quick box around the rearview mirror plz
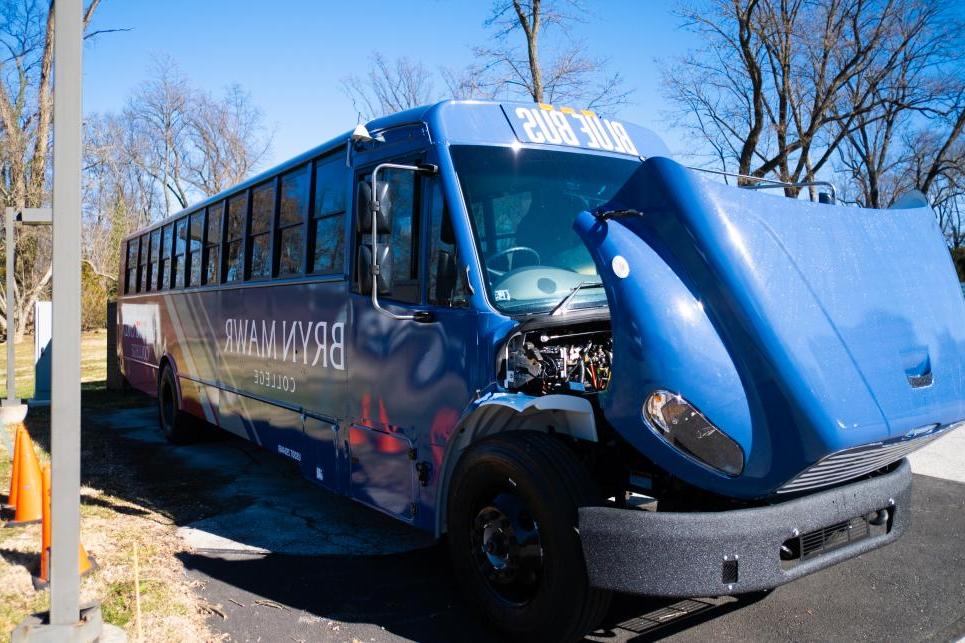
[356,180,392,234]
[358,243,391,295]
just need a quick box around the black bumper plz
[578,459,912,597]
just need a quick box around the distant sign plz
[503,103,640,156]
[34,301,51,403]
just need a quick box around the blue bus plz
[118,100,965,641]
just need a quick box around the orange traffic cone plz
[38,464,50,585]
[5,427,42,526]
[3,424,25,510]
[33,464,96,589]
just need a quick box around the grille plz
[777,424,950,494]
[780,512,884,569]
[800,517,870,559]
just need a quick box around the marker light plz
[643,390,744,476]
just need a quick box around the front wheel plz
[446,432,611,642]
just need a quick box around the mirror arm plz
[369,161,438,323]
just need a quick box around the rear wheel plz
[447,431,611,642]
[158,365,195,444]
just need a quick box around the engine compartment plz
[502,321,613,395]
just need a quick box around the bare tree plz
[662,0,952,196]
[0,0,102,341]
[83,113,162,281]
[341,52,438,120]
[341,52,439,120]
[832,3,964,210]
[123,57,194,213]
[453,0,631,112]
[186,84,271,196]
[118,59,271,214]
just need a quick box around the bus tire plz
[446,431,611,642]
[158,365,194,444]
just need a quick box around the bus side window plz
[248,180,275,280]
[225,192,248,282]
[174,217,188,289]
[188,211,204,286]
[148,228,160,292]
[137,234,149,293]
[125,239,137,294]
[204,201,223,285]
[427,180,467,307]
[278,164,309,277]
[160,224,173,290]
[310,155,346,274]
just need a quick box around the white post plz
[12,1,119,638]
[2,219,29,434]
[49,0,83,627]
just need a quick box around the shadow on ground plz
[16,385,962,642]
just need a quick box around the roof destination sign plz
[502,103,640,156]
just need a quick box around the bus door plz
[347,159,477,523]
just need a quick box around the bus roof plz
[125,100,670,239]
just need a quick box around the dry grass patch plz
[0,330,108,399]
[0,335,219,641]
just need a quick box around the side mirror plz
[356,180,392,234]
[358,243,391,295]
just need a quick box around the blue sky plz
[84,1,693,168]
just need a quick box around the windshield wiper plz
[550,281,605,317]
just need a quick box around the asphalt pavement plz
[92,405,965,643]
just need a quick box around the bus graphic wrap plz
[117,100,964,641]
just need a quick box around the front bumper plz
[578,459,911,596]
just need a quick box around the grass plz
[0,329,108,399]
[0,332,216,641]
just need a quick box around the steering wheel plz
[486,246,542,278]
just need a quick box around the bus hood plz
[574,157,965,498]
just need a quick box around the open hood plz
[575,157,965,498]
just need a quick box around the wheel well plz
[433,396,598,537]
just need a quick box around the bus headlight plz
[643,390,744,476]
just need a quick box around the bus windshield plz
[451,145,641,314]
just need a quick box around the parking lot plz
[91,401,965,642]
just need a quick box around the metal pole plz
[50,0,83,626]
[5,207,15,403]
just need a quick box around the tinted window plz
[248,181,275,279]
[160,224,173,290]
[174,217,188,288]
[148,229,160,291]
[138,234,149,292]
[125,240,138,294]
[204,201,224,285]
[189,211,204,286]
[314,157,346,217]
[280,165,309,226]
[385,168,418,286]
[278,165,309,276]
[311,156,346,274]
[225,192,248,282]
[311,217,344,274]
[427,180,466,307]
